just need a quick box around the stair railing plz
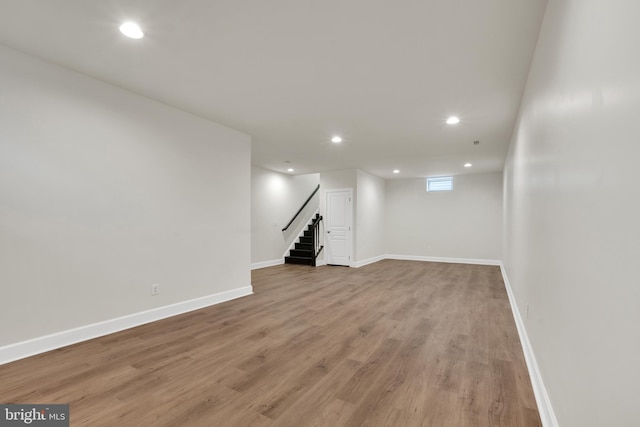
[311,215,324,266]
[282,185,320,231]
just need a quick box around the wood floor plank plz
[269,359,362,427]
[0,260,542,426]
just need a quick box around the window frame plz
[426,176,453,192]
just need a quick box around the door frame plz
[324,188,353,267]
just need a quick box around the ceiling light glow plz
[119,22,144,39]
[393,169,400,174]
[287,168,294,172]
[331,136,342,143]
[446,116,460,125]
[464,163,472,168]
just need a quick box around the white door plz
[325,189,353,266]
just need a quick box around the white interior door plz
[325,189,352,266]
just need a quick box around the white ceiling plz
[0,0,547,178]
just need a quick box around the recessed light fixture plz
[464,163,472,168]
[393,169,400,174]
[446,116,460,125]
[119,22,144,39]
[287,168,294,172]
[331,136,342,143]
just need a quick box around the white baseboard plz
[352,255,385,268]
[499,263,558,427]
[255,253,495,270]
[384,254,501,266]
[251,259,284,270]
[0,285,253,366]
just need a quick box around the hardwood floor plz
[0,260,541,426]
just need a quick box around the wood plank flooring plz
[0,260,541,426]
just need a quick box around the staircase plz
[285,213,323,266]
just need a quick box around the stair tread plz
[290,249,313,258]
[285,256,315,266]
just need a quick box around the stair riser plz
[290,249,312,258]
[285,256,314,266]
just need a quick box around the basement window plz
[427,176,453,192]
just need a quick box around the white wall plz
[385,173,502,261]
[251,166,319,265]
[503,1,640,426]
[356,170,385,263]
[0,45,251,347]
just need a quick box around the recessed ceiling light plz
[287,168,294,172]
[393,169,400,174]
[331,136,342,143]
[119,22,144,39]
[464,163,472,168]
[446,116,460,125]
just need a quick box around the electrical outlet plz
[151,283,159,296]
